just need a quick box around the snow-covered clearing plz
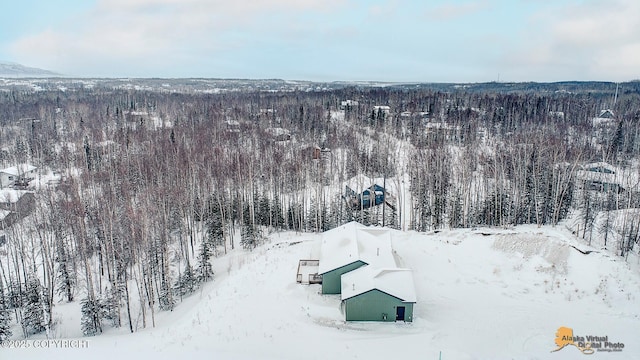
[5,225,640,360]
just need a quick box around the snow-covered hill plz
[5,225,639,359]
[0,61,60,77]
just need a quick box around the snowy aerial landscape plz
[1,0,640,358]
[0,75,638,360]
[4,223,640,360]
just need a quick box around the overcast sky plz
[1,0,639,82]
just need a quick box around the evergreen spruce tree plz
[6,281,23,310]
[205,195,225,248]
[55,239,75,302]
[241,203,263,250]
[241,222,262,250]
[157,280,175,311]
[102,289,121,328]
[0,284,12,341]
[80,296,104,336]
[22,276,45,336]
[271,196,285,229]
[173,263,197,298]
[196,239,214,282]
[257,195,271,226]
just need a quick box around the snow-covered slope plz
[5,226,640,360]
[0,61,60,77]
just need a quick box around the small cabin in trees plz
[0,164,36,188]
[598,109,615,119]
[343,175,396,210]
[265,127,291,142]
[340,100,359,110]
[0,190,35,229]
[341,267,416,322]
[373,106,391,115]
[575,162,637,193]
[226,119,240,133]
[301,145,331,162]
[302,145,322,160]
[344,184,387,209]
[318,221,397,294]
[592,110,617,128]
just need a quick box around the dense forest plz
[0,81,639,339]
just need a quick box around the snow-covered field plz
[5,225,640,360]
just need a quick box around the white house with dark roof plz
[318,221,397,294]
[0,164,36,188]
[298,221,417,322]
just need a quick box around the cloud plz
[426,1,490,21]
[9,0,347,76]
[368,0,401,17]
[505,0,640,81]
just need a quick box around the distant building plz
[424,122,461,143]
[265,127,291,142]
[549,111,565,120]
[575,162,639,193]
[340,100,359,110]
[0,189,35,229]
[0,164,36,188]
[598,109,615,119]
[373,105,391,115]
[343,175,396,210]
[226,119,240,133]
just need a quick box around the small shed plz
[318,221,396,294]
[341,267,416,322]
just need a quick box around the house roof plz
[598,109,615,118]
[0,209,10,221]
[344,174,397,197]
[341,266,417,303]
[318,221,397,274]
[0,164,36,176]
[583,162,617,173]
[576,162,640,190]
[0,189,28,203]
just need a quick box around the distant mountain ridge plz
[0,61,61,77]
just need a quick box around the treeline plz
[0,85,639,340]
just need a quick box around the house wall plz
[321,261,366,294]
[0,212,19,230]
[344,289,414,322]
[0,192,36,229]
[0,172,12,188]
